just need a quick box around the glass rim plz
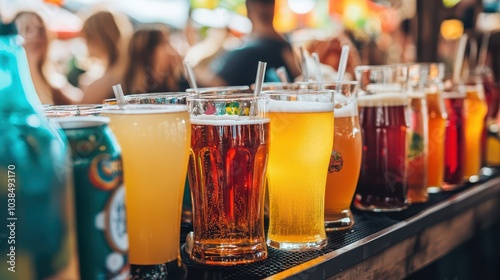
[187,93,269,102]
[126,91,191,98]
[355,65,408,72]
[186,85,250,93]
[263,89,335,96]
[101,103,188,113]
[56,116,110,129]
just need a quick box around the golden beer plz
[267,92,334,251]
[464,85,488,178]
[103,105,191,266]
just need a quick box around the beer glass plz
[464,76,488,178]
[419,63,447,193]
[406,64,429,203]
[442,82,466,191]
[187,93,269,265]
[354,65,410,211]
[102,94,190,278]
[479,67,499,166]
[316,82,361,230]
[266,89,334,251]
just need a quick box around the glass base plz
[354,202,408,212]
[325,210,354,231]
[190,240,267,266]
[442,181,465,191]
[427,186,443,193]
[266,236,327,251]
[130,259,186,280]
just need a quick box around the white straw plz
[250,61,267,117]
[468,37,477,71]
[453,34,468,83]
[478,31,490,69]
[253,61,267,97]
[312,53,324,89]
[336,45,350,82]
[299,46,309,83]
[276,66,289,83]
[112,84,126,110]
[183,61,199,96]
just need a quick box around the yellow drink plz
[324,110,361,230]
[103,105,190,265]
[267,99,334,250]
[464,86,488,178]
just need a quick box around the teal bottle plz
[0,23,78,279]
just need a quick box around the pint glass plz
[354,65,410,211]
[266,89,334,250]
[102,96,190,278]
[464,79,488,178]
[311,82,361,230]
[442,83,466,190]
[187,94,269,265]
[420,63,447,192]
[407,64,429,203]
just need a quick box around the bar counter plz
[179,168,500,279]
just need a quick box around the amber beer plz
[426,91,447,192]
[463,84,488,178]
[322,82,361,231]
[188,94,269,265]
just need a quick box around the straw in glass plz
[478,31,490,70]
[183,61,199,96]
[335,45,350,92]
[453,34,468,83]
[250,61,267,117]
[276,66,289,83]
[112,84,126,109]
[299,46,309,83]
[311,52,324,90]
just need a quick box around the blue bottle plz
[0,22,78,279]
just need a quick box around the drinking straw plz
[253,61,267,97]
[311,52,324,90]
[453,34,468,83]
[299,46,309,83]
[112,84,126,110]
[335,45,350,92]
[276,66,289,83]
[336,45,350,83]
[183,61,199,96]
[478,31,490,69]
[468,37,478,71]
[250,61,267,117]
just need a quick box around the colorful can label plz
[59,116,129,280]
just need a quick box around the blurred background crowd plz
[0,0,498,105]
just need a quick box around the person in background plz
[123,24,187,94]
[305,33,361,80]
[78,11,131,103]
[14,12,79,105]
[200,0,301,87]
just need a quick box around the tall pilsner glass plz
[102,95,190,278]
[354,65,410,211]
[266,89,334,251]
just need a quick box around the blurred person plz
[201,0,301,87]
[123,24,187,94]
[78,11,131,103]
[304,33,361,81]
[14,11,79,105]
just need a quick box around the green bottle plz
[0,22,78,279]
